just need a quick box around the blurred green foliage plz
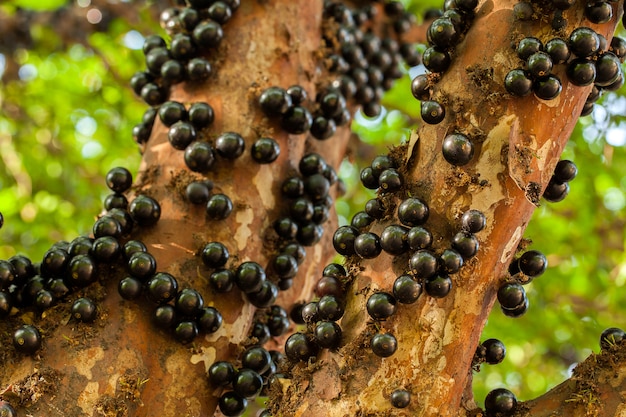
[0,0,625,412]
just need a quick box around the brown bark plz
[1,1,625,417]
[276,1,625,416]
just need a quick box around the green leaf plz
[10,0,66,11]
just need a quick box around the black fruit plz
[533,75,562,100]
[371,332,398,357]
[451,232,479,259]
[425,275,452,298]
[251,137,280,163]
[527,51,553,79]
[175,288,204,317]
[174,321,198,343]
[517,37,542,60]
[106,167,133,193]
[553,160,577,182]
[259,86,292,116]
[285,332,318,361]
[128,251,157,280]
[421,100,445,124]
[390,389,411,408]
[462,209,486,233]
[497,282,526,309]
[600,327,626,350]
[281,106,313,134]
[317,295,345,321]
[198,307,223,333]
[484,388,517,414]
[504,69,532,97]
[566,58,596,86]
[188,102,215,128]
[233,369,264,398]
[146,272,179,304]
[218,392,247,417]
[543,179,569,202]
[442,133,474,166]
[209,361,235,386]
[215,132,245,159]
[235,262,266,293]
[518,250,547,277]
[409,250,438,279]
[393,275,422,304]
[184,142,215,172]
[314,321,342,348]
[13,324,42,354]
[185,181,211,204]
[482,338,506,364]
[354,232,382,259]
[333,226,359,256]
[398,197,429,226]
[380,225,409,255]
[366,292,397,320]
[569,27,600,58]
[206,194,233,220]
[129,195,161,226]
[201,242,229,268]
[407,226,433,250]
[545,38,570,64]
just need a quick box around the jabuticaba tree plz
[0,1,625,417]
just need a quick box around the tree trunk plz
[0,1,624,417]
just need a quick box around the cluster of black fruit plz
[322,1,421,118]
[505,29,624,104]
[211,340,284,416]
[542,159,578,202]
[129,1,239,108]
[410,0,478,127]
[495,249,548,319]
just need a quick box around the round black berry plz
[410,250,438,279]
[128,251,157,281]
[206,194,233,220]
[482,338,506,364]
[185,181,211,205]
[484,388,517,414]
[218,391,247,417]
[209,361,235,386]
[390,389,410,408]
[421,100,445,124]
[600,327,626,350]
[188,102,215,128]
[310,116,337,140]
[333,225,359,256]
[13,325,41,354]
[354,232,382,259]
[242,347,272,374]
[201,242,229,268]
[251,137,280,163]
[545,38,570,64]
[543,179,569,202]
[398,197,429,226]
[174,321,198,343]
[259,86,292,116]
[146,272,179,304]
[371,332,398,357]
[422,47,451,73]
[281,106,313,134]
[215,132,245,159]
[285,332,318,361]
[129,195,161,226]
[462,209,486,233]
[407,226,433,250]
[393,275,422,304]
[91,236,121,262]
[585,1,612,24]
[367,292,397,320]
[569,27,600,58]
[497,282,526,310]
[193,20,224,48]
[233,369,263,399]
[451,232,479,259]
[209,269,235,293]
[425,275,452,298]
[106,167,132,193]
[517,37,542,61]
[317,295,345,321]
[442,133,474,166]
[411,74,431,101]
[247,281,278,308]
[428,17,459,48]
[198,306,223,333]
[595,52,621,87]
[553,160,577,183]
[184,142,215,172]
[527,51,553,79]
[439,249,464,274]
[566,58,596,86]
[380,225,409,256]
[315,321,342,349]
[68,254,97,287]
[235,262,266,293]
[504,69,532,97]
[175,288,204,317]
[518,250,547,277]
[118,276,143,300]
[152,305,176,329]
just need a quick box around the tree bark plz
[0,1,624,417]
